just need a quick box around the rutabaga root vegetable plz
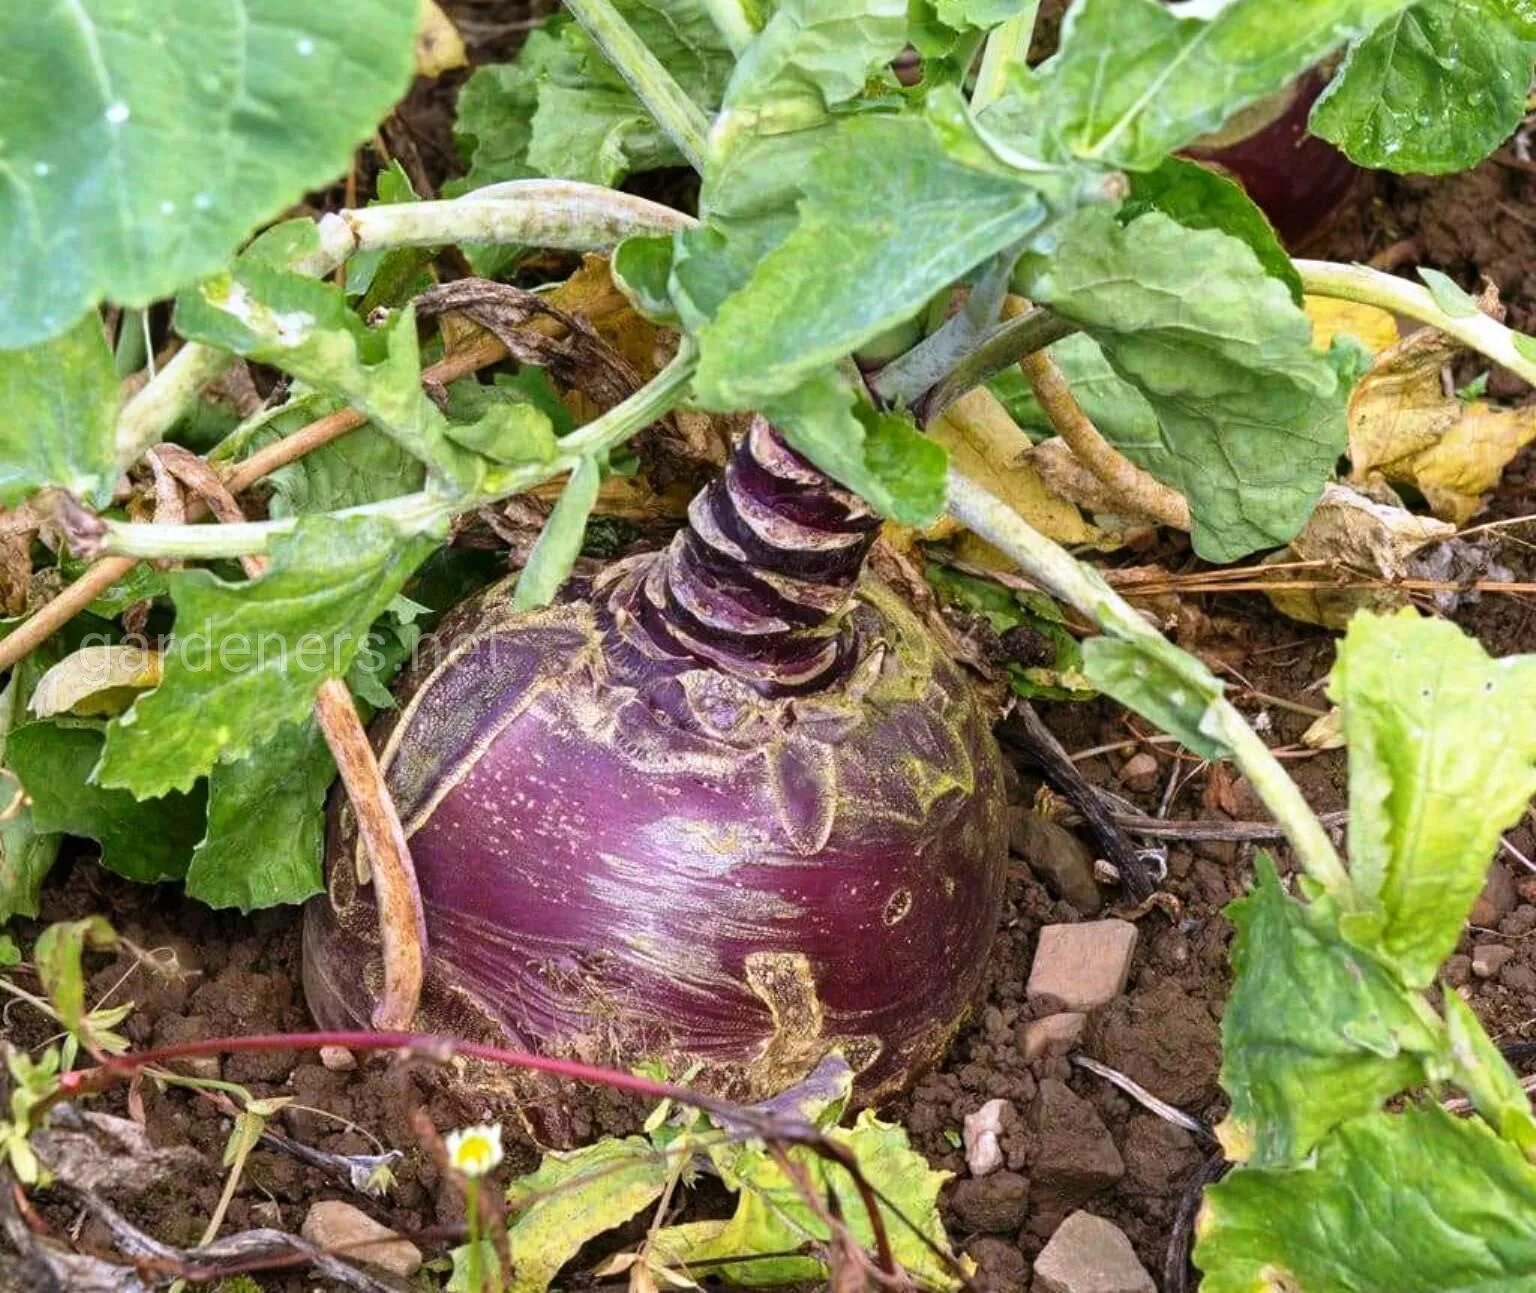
[303,419,1008,1104]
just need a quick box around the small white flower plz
[445,1123,504,1178]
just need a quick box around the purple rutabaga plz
[303,419,1008,1102]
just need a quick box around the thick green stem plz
[971,3,1040,111]
[94,349,699,561]
[944,467,1353,899]
[344,180,693,252]
[700,0,757,54]
[921,307,1077,422]
[564,0,711,171]
[1295,259,1536,388]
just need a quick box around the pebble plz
[1472,943,1515,979]
[1117,752,1160,794]
[1027,921,1139,1012]
[320,1045,358,1072]
[301,1201,423,1277]
[1011,812,1103,915]
[963,1098,1010,1177]
[1020,1013,1086,1063]
[1443,953,1472,988]
[1471,866,1519,926]
[1033,1210,1156,1293]
[965,1236,1029,1293]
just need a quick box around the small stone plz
[1020,1013,1087,1063]
[1117,752,1160,795]
[1443,954,1472,988]
[1471,866,1519,927]
[250,1199,282,1229]
[1027,921,1139,1012]
[320,1045,357,1072]
[1501,962,1536,994]
[1030,1080,1124,1210]
[1033,1211,1155,1293]
[963,1098,1011,1177]
[1011,812,1103,915]
[301,1201,423,1278]
[949,1170,1030,1234]
[965,1237,1029,1293]
[1472,944,1515,979]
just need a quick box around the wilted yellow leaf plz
[415,0,467,77]
[1305,295,1400,355]
[928,388,1103,551]
[1347,327,1536,523]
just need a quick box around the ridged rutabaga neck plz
[606,418,881,693]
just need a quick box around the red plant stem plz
[53,1027,897,1277]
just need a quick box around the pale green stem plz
[700,0,757,54]
[113,214,358,469]
[943,467,1353,900]
[344,180,694,252]
[921,307,1077,423]
[971,2,1040,111]
[95,349,699,561]
[564,0,711,170]
[1295,259,1536,388]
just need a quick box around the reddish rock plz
[1033,1211,1155,1293]
[1027,922,1138,1012]
[1030,1080,1124,1210]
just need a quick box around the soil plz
[10,21,1536,1293]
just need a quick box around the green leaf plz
[451,1136,669,1293]
[0,936,19,967]
[612,235,681,325]
[513,457,602,612]
[692,113,1065,407]
[10,723,205,882]
[1021,210,1346,561]
[98,516,436,798]
[1330,610,1536,987]
[1123,157,1302,304]
[1019,0,1415,170]
[187,720,333,911]
[1082,635,1230,760]
[1441,991,1536,1153]
[175,266,476,491]
[34,915,116,1036]
[1419,266,1484,318]
[0,314,117,506]
[1196,1105,1536,1292]
[442,401,556,466]
[1310,2,1535,174]
[1219,858,1440,1168]
[345,162,435,313]
[0,0,417,349]
[258,400,428,516]
[760,372,947,526]
[659,1111,960,1288]
[1489,0,1536,35]
[0,658,62,923]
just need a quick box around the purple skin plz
[1187,72,1360,245]
[304,420,1009,1106]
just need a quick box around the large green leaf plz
[1331,610,1536,987]
[1196,1105,1536,1291]
[0,0,417,350]
[1020,210,1346,561]
[1122,157,1302,304]
[1311,1,1536,174]
[692,113,1064,407]
[0,314,118,507]
[98,516,436,798]
[1219,859,1439,1168]
[10,723,205,882]
[1016,0,1415,170]
[186,719,332,911]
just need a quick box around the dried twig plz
[1001,705,1157,901]
[1070,1053,1215,1142]
[1108,807,1351,842]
